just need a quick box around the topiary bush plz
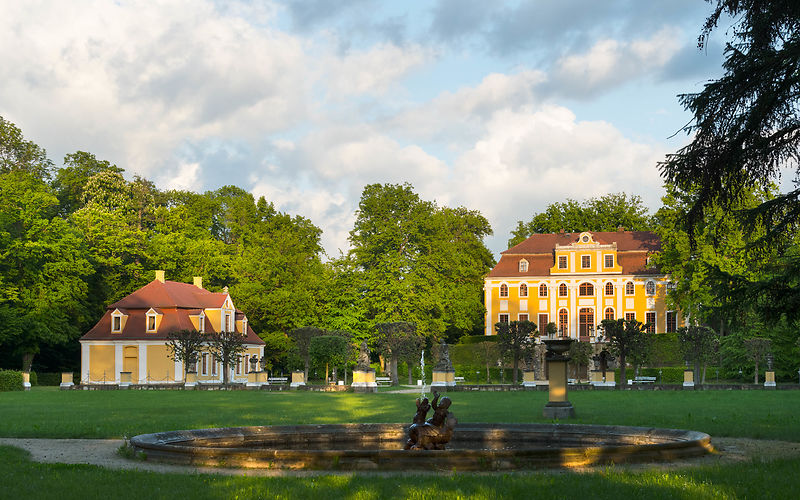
[0,370,24,391]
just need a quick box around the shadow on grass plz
[2,444,798,499]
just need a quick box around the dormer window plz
[242,317,248,334]
[110,309,126,333]
[224,312,232,332]
[519,259,528,272]
[199,313,205,333]
[145,308,160,333]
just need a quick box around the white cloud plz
[551,27,683,97]
[323,43,432,97]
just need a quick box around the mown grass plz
[0,388,798,441]
[2,388,799,499]
[1,445,799,499]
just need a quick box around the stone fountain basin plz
[130,423,713,470]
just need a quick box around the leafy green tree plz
[52,151,123,215]
[660,0,800,323]
[494,320,537,384]
[568,341,593,380]
[600,318,651,387]
[744,338,772,385]
[165,329,205,378]
[206,330,247,385]
[309,334,352,383]
[678,325,719,384]
[509,193,653,247]
[0,116,53,179]
[375,321,423,386]
[288,326,325,381]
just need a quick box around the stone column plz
[543,339,575,419]
[351,341,377,393]
[431,341,456,390]
[60,372,74,390]
[764,371,776,389]
[22,372,31,391]
[119,371,132,388]
[683,369,695,389]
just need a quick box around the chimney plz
[193,276,203,289]
[155,270,165,283]
[223,286,229,294]
[559,229,565,234]
[617,226,625,232]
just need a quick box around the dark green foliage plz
[678,325,719,383]
[309,334,353,383]
[35,373,61,386]
[508,193,653,247]
[649,333,683,367]
[568,341,593,372]
[206,331,247,385]
[165,329,205,377]
[0,370,23,391]
[374,321,423,385]
[494,320,536,384]
[600,318,652,386]
[458,334,498,345]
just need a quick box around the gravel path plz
[2,437,799,476]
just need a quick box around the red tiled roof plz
[81,280,264,344]
[487,231,662,278]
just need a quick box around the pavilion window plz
[499,284,509,297]
[646,312,656,333]
[519,283,528,297]
[605,282,614,295]
[605,307,614,321]
[539,284,548,297]
[625,281,635,295]
[579,282,594,296]
[559,283,568,297]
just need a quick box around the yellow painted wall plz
[89,345,115,382]
[146,345,174,382]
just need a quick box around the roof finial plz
[223,286,229,294]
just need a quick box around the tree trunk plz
[512,355,519,384]
[332,365,337,384]
[754,360,759,384]
[701,363,707,384]
[325,362,329,384]
[304,356,310,382]
[408,361,414,385]
[619,354,627,388]
[222,361,229,385]
[22,353,34,372]
[391,356,399,385]
[485,360,491,384]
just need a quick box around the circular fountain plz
[130,422,713,470]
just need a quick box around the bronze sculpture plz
[404,391,457,450]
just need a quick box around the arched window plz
[500,284,508,297]
[539,283,548,297]
[558,283,568,297]
[579,282,594,296]
[645,280,656,296]
[519,283,528,297]
[605,282,614,296]
[625,281,635,295]
[605,307,615,321]
[558,308,569,335]
[519,259,528,272]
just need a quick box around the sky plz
[0,0,732,257]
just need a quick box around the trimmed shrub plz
[0,370,23,391]
[29,371,38,386]
[37,372,62,386]
[458,335,499,345]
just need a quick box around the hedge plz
[0,370,23,391]
[36,372,62,386]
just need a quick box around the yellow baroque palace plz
[79,271,265,385]
[484,230,683,340]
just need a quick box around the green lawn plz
[1,388,798,441]
[1,388,799,499]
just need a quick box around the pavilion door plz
[579,308,594,338]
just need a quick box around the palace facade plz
[79,271,264,385]
[484,230,682,340]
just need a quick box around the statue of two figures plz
[404,391,457,450]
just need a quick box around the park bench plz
[633,376,656,384]
[376,377,391,386]
[268,377,288,384]
[454,376,465,383]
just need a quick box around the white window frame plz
[498,313,509,324]
[558,255,567,269]
[581,255,591,269]
[604,254,614,268]
[519,259,528,272]
[645,280,656,296]
[146,312,158,333]
[519,283,528,298]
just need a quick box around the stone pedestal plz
[683,370,695,389]
[60,372,74,390]
[764,371,776,388]
[351,369,377,393]
[184,372,198,388]
[522,370,537,387]
[290,370,306,388]
[246,371,266,388]
[543,339,575,419]
[22,372,31,391]
[431,370,456,388]
[119,371,132,388]
[604,370,615,385]
[590,370,603,385]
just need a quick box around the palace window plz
[605,307,615,321]
[558,256,567,269]
[498,313,509,324]
[499,284,509,297]
[625,312,636,321]
[539,283,548,297]
[519,283,528,297]
[538,313,549,335]
[112,315,122,333]
[559,283,568,297]
[224,312,232,332]
[579,282,594,296]
[518,313,529,322]
[198,313,205,333]
[519,259,528,272]
[625,281,635,295]
[146,311,157,333]
[201,353,208,376]
[645,311,656,333]
[604,255,614,268]
[581,255,591,268]
[666,311,677,333]
[605,282,614,295]
[558,309,568,335]
[645,280,656,296]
